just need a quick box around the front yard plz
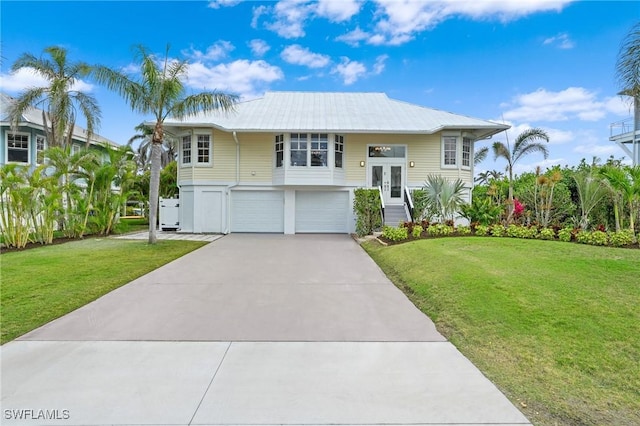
[363,237,640,426]
[1,238,207,343]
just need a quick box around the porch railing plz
[610,117,634,139]
[378,185,385,226]
[404,186,414,221]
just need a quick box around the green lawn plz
[1,238,207,344]
[363,237,640,426]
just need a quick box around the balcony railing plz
[610,117,634,139]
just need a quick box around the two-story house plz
[1,92,118,166]
[162,91,509,234]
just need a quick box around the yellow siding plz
[238,132,273,182]
[192,129,236,181]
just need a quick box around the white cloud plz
[331,57,367,85]
[367,0,574,45]
[266,0,314,38]
[373,54,388,75]
[573,142,622,158]
[182,41,235,62]
[249,39,271,57]
[315,0,361,22]
[186,60,284,100]
[513,158,566,176]
[208,0,241,8]
[502,87,618,122]
[0,67,94,93]
[543,32,575,49]
[251,5,269,29]
[605,95,634,116]
[335,27,370,46]
[281,44,331,68]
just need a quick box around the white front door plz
[370,163,404,205]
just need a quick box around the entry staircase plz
[378,186,413,227]
[384,205,409,227]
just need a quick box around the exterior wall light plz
[360,161,365,167]
[409,161,415,167]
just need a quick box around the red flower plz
[513,198,525,216]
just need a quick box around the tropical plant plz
[460,197,503,226]
[492,128,550,220]
[474,146,489,165]
[573,172,608,229]
[128,123,178,171]
[354,188,383,236]
[92,45,238,243]
[474,169,503,185]
[418,174,468,222]
[8,46,100,148]
[0,164,32,248]
[616,21,640,166]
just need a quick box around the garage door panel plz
[232,191,284,233]
[295,191,349,233]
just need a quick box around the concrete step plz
[384,205,409,227]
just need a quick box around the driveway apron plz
[1,234,531,425]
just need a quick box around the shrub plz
[558,227,573,242]
[354,188,382,236]
[608,230,637,247]
[475,225,490,236]
[576,230,608,246]
[427,223,454,237]
[490,225,506,237]
[457,225,472,235]
[411,225,424,238]
[538,227,556,241]
[506,224,523,238]
[382,225,409,242]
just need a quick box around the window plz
[290,133,307,166]
[443,136,457,166]
[196,134,211,164]
[71,144,81,155]
[462,137,471,168]
[182,135,192,165]
[275,134,284,167]
[335,135,344,168]
[310,133,328,166]
[368,145,406,158]
[7,133,29,163]
[36,136,46,163]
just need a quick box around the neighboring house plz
[0,92,118,166]
[610,96,639,166]
[162,91,509,234]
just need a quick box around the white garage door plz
[231,191,284,233]
[295,191,349,233]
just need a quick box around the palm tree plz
[128,123,178,171]
[474,146,489,166]
[492,128,550,219]
[92,45,238,243]
[8,46,101,148]
[419,174,468,222]
[616,21,640,166]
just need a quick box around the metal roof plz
[164,91,509,139]
[0,92,119,147]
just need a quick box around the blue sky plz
[1,0,638,175]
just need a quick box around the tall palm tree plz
[92,45,237,243]
[492,128,550,219]
[616,21,640,166]
[128,123,178,171]
[8,46,101,148]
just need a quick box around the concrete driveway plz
[1,234,531,425]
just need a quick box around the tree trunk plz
[148,123,163,244]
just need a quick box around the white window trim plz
[441,135,458,169]
[36,135,47,164]
[461,137,472,170]
[334,134,344,169]
[275,134,284,168]
[194,133,212,166]
[181,134,192,166]
[5,131,31,164]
